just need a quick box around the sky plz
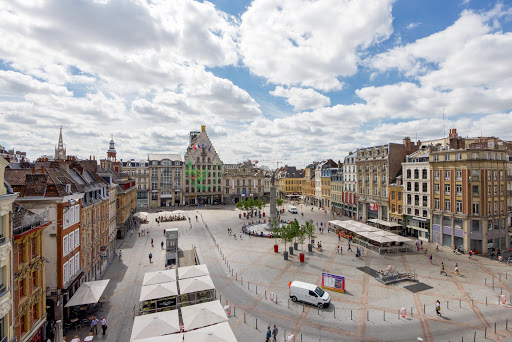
[1,0,512,169]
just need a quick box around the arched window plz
[197,157,200,163]
[208,157,211,163]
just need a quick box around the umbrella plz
[178,264,210,280]
[140,282,178,302]
[143,270,177,286]
[65,280,110,307]
[172,210,186,214]
[134,334,184,342]
[130,310,180,341]
[181,300,228,331]
[183,322,237,342]
[179,275,215,295]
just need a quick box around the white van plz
[289,281,330,308]
[288,206,298,214]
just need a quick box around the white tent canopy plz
[178,264,210,280]
[134,334,183,342]
[368,218,402,228]
[371,230,396,237]
[366,234,394,244]
[183,322,238,342]
[143,270,177,286]
[134,212,148,220]
[65,280,109,307]
[140,282,178,302]
[181,300,228,331]
[179,275,215,295]
[130,310,180,341]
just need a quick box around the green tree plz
[298,224,307,252]
[271,217,280,245]
[289,219,300,244]
[280,223,294,251]
[276,198,284,212]
[236,201,244,214]
[303,221,315,244]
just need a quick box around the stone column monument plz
[269,172,277,228]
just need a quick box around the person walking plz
[118,249,122,260]
[90,317,98,335]
[266,326,272,342]
[338,232,341,241]
[239,232,243,240]
[440,262,447,275]
[272,325,278,342]
[149,252,153,263]
[454,263,459,275]
[429,254,432,264]
[100,317,107,335]
[161,241,164,249]
[348,242,352,252]
[337,246,340,254]
[196,215,198,222]
[151,238,154,247]
[340,246,343,255]
[435,300,441,316]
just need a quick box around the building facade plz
[274,166,304,200]
[223,162,266,203]
[430,146,509,253]
[402,147,431,241]
[388,177,403,225]
[0,156,18,342]
[303,164,316,205]
[183,126,224,205]
[321,160,338,208]
[330,168,343,214]
[342,152,357,218]
[122,160,150,208]
[13,204,49,342]
[147,155,183,208]
[356,138,419,222]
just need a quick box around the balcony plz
[0,336,6,342]
[508,190,512,196]
[469,175,479,182]
[0,284,6,297]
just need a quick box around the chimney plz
[32,166,36,174]
[41,166,45,174]
[449,128,458,138]
[403,137,411,150]
[417,140,421,147]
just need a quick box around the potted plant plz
[303,221,315,252]
[291,219,300,251]
[236,201,243,219]
[280,223,293,260]
[261,198,266,217]
[255,198,263,218]
[298,224,306,262]
[272,218,280,253]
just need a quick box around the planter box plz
[274,244,279,253]
[289,246,294,255]
[300,253,305,262]
[284,251,288,260]
[308,244,313,252]
[294,242,299,250]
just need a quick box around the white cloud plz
[270,86,330,111]
[407,22,420,29]
[239,0,394,91]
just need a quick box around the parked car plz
[289,281,330,308]
[288,206,298,214]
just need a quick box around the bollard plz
[485,327,487,338]
[334,307,336,319]
[241,277,243,285]
[234,306,236,317]
[494,323,496,334]
[501,288,502,295]
[459,299,461,308]
[256,318,258,330]
[236,273,237,281]
[383,310,385,321]
[367,311,369,321]
[447,301,448,310]
[301,334,303,342]
[303,304,305,312]
[231,269,233,276]
[398,309,399,319]
[506,319,508,330]
[486,297,487,306]
[265,290,267,299]
[220,294,222,303]
[473,331,476,342]
[492,278,494,291]
[256,285,258,294]
[472,298,473,307]
[500,274,501,281]
[424,304,425,313]
[318,306,320,315]
[351,309,352,320]
[485,278,487,285]
[275,295,277,304]
[411,307,413,317]
[288,299,290,309]
[248,281,250,290]
[244,312,246,323]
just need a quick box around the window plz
[444,154,450,161]
[407,182,411,191]
[63,262,68,284]
[456,184,462,195]
[434,184,440,193]
[455,170,462,180]
[422,183,428,193]
[407,194,412,205]
[225,180,229,186]
[434,170,440,179]
[444,184,450,194]
[434,155,439,161]
[472,185,479,196]
[406,170,411,179]
[414,195,419,206]
[392,204,395,212]
[422,169,427,179]
[63,235,68,256]
[69,231,74,252]
[398,205,402,214]
[423,210,427,217]
[391,192,395,200]
[414,169,419,179]
[456,201,462,213]
[444,170,450,180]
[19,278,25,300]
[422,196,428,206]
[472,203,479,215]
[434,198,440,210]
[75,229,79,247]
[456,153,462,160]
[69,256,74,277]
[32,304,37,323]
[18,244,24,264]
[75,252,80,271]
[398,192,402,201]
[414,182,419,192]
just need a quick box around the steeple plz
[54,126,66,160]
[107,134,117,162]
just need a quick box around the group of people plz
[138,228,149,237]
[265,325,279,342]
[439,262,460,276]
[155,214,186,223]
[89,316,107,335]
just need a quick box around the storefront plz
[367,203,378,219]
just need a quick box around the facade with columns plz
[183,126,223,205]
[223,161,266,203]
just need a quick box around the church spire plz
[55,126,66,160]
[107,134,117,162]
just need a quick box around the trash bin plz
[299,253,305,262]
[274,245,279,253]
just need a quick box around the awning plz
[143,270,177,286]
[65,280,109,307]
[369,218,402,228]
[181,300,228,331]
[183,322,238,342]
[130,310,180,341]
[178,275,215,295]
[140,282,178,302]
[134,334,183,342]
[178,264,210,280]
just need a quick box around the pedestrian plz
[468,250,472,259]
[436,242,439,251]
[118,249,122,260]
[440,262,447,275]
[348,242,352,251]
[454,263,459,275]
[338,232,341,241]
[100,317,107,335]
[228,228,230,235]
[340,246,342,254]
[234,233,237,240]
[161,241,164,249]
[272,324,278,342]
[149,252,153,263]
[240,232,243,240]
[196,215,198,222]
[138,231,141,237]
[337,246,339,254]
[164,229,165,236]
[429,254,432,264]
[90,317,98,335]
[266,326,272,342]
[436,300,441,316]
[151,238,153,244]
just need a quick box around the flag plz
[201,144,205,147]
[193,145,197,150]
[208,146,211,151]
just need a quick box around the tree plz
[289,219,300,245]
[236,201,244,215]
[298,224,307,252]
[246,197,255,213]
[271,217,280,245]
[254,198,263,211]
[280,223,294,252]
[303,221,315,244]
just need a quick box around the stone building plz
[330,167,343,214]
[0,156,17,342]
[430,144,509,254]
[321,160,338,208]
[13,204,50,342]
[303,163,317,205]
[274,166,304,200]
[402,146,431,241]
[356,138,419,222]
[388,176,403,225]
[342,152,357,218]
[54,127,66,161]
[223,161,266,203]
[147,155,183,208]
[183,126,224,205]
[122,160,150,208]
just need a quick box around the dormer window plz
[65,184,71,194]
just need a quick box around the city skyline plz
[2,0,512,168]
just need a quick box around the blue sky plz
[1,0,512,167]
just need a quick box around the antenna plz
[442,108,445,138]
